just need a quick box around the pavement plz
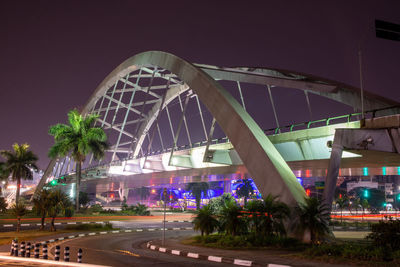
[0,215,368,267]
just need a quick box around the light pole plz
[162,188,167,246]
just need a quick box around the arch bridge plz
[36,51,400,208]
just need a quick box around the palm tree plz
[48,109,108,210]
[261,194,290,236]
[235,179,254,205]
[192,205,219,236]
[0,143,38,205]
[32,189,51,230]
[245,199,265,234]
[136,187,150,205]
[0,162,9,196]
[10,202,27,232]
[0,197,7,213]
[361,199,369,222]
[336,195,348,223]
[186,182,209,210]
[219,200,243,236]
[48,189,71,231]
[293,197,330,245]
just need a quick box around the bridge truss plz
[36,51,399,207]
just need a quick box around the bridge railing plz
[264,105,400,135]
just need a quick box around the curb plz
[0,221,108,229]
[163,220,190,223]
[146,241,291,267]
[0,255,110,266]
[38,227,191,246]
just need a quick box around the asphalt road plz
[50,230,233,267]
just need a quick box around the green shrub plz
[367,219,400,251]
[304,242,396,262]
[65,222,114,231]
[89,204,103,213]
[64,207,74,218]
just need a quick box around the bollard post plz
[26,242,31,258]
[34,243,40,259]
[10,240,15,256]
[20,241,26,257]
[55,245,60,261]
[42,244,48,259]
[64,246,70,262]
[14,241,18,257]
[77,248,82,263]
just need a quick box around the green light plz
[397,194,400,201]
[363,189,369,198]
[397,167,400,175]
[363,167,369,176]
[383,203,387,207]
[382,167,387,175]
[50,180,58,186]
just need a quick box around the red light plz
[110,194,114,199]
[306,189,311,197]
[339,194,342,199]
[169,195,172,199]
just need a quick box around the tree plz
[0,143,38,205]
[260,194,290,236]
[48,109,108,211]
[235,179,254,205]
[351,197,361,217]
[48,189,71,231]
[335,195,348,223]
[0,197,7,213]
[219,200,244,236]
[185,182,209,210]
[139,187,150,204]
[209,193,236,215]
[79,191,90,208]
[293,197,330,245]
[361,199,369,221]
[192,205,219,236]
[0,162,9,190]
[10,202,27,232]
[32,189,51,230]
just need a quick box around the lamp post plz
[162,188,167,246]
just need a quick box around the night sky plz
[0,0,399,169]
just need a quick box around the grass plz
[0,222,117,246]
[0,229,78,246]
[64,222,115,231]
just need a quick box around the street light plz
[162,188,167,246]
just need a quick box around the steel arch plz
[36,51,399,206]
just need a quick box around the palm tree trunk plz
[17,217,20,232]
[51,216,56,231]
[75,162,81,211]
[40,213,45,230]
[340,209,343,223]
[16,177,21,206]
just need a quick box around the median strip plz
[145,241,292,267]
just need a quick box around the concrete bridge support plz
[323,116,400,210]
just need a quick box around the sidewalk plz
[149,237,353,267]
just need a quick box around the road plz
[49,230,233,267]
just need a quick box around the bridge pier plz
[323,116,400,210]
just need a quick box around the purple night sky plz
[0,1,399,169]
